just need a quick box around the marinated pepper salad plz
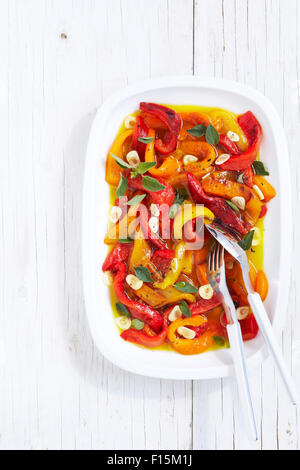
[102,103,276,355]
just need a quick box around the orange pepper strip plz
[168,315,212,355]
[134,284,166,308]
[254,176,276,202]
[196,263,209,285]
[201,177,252,203]
[255,270,269,301]
[248,261,257,288]
[244,193,263,226]
[178,112,213,141]
[105,129,133,186]
[194,245,210,265]
[167,142,216,186]
[145,129,181,177]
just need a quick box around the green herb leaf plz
[134,266,154,283]
[187,124,207,138]
[116,302,131,318]
[127,194,146,206]
[138,136,154,144]
[142,175,166,192]
[226,200,240,213]
[238,230,255,251]
[131,318,145,330]
[110,152,132,169]
[213,336,225,347]
[116,175,128,198]
[169,189,188,219]
[174,282,198,294]
[205,124,220,145]
[118,237,134,243]
[252,161,270,176]
[179,300,191,318]
[138,161,157,174]
[237,173,244,184]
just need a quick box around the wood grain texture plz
[0,0,299,450]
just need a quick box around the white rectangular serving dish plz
[82,77,291,380]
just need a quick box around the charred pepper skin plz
[140,102,182,155]
[218,111,262,171]
[113,262,163,333]
[187,172,248,235]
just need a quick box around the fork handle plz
[227,322,258,441]
[248,292,300,405]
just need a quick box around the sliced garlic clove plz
[183,154,198,166]
[110,206,122,224]
[115,316,131,330]
[126,150,140,168]
[231,196,246,211]
[124,115,137,129]
[177,326,196,340]
[199,284,214,300]
[251,226,262,247]
[201,172,212,180]
[237,306,250,320]
[150,203,160,217]
[227,130,240,142]
[149,216,159,234]
[168,305,182,322]
[126,274,143,291]
[103,271,113,287]
[253,184,265,201]
[215,154,230,165]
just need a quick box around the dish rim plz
[82,76,292,380]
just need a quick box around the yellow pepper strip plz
[105,129,133,186]
[173,201,214,240]
[182,250,193,275]
[158,286,195,306]
[134,284,166,308]
[154,241,186,290]
[104,205,139,244]
[145,129,181,177]
[253,176,276,202]
[168,315,211,355]
[209,110,248,151]
[244,193,262,227]
[129,227,152,271]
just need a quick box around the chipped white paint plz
[0,0,299,450]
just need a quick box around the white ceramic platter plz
[82,77,291,380]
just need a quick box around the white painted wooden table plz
[1,0,300,450]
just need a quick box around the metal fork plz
[206,222,300,405]
[208,243,258,441]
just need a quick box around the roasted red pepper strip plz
[102,243,130,272]
[218,111,262,171]
[113,262,163,333]
[132,116,148,159]
[153,249,174,259]
[259,204,268,218]
[219,134,239,155]
[140,102,182,155]
[139,206,166,250]
[239,314,259,341]
[187,172,248,235]
[121,312,168,348]
[128,175,175,207]
[190,294,221,316]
